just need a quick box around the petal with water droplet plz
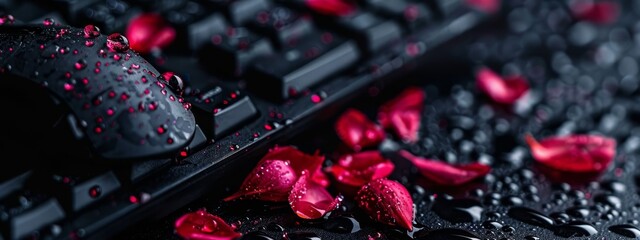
[356,178,414,230]
[327,151,394,188]
[400,150,490,186]
[174,209,241,240]
[475,67,529,105]
[224,159,297,202]
[262,146,329,187]
[335,109,385,151]
[378,87,424,143]
[289,173,342,219]
[525,133,616,173]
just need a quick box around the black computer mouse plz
[0,24,196,162]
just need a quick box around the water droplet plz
[88,185,101,198]
[419,228,481,240]
[432,198,483,223]
[85,40,95,47]
[284,232,320,240]
[240,231,274,240]
[609,224,640,238]
[84,25,101,38]
[594,194,622,209]
[554,221,597,238]
[266,223,284,232]
[481,221,503,229]
[0,14,15,25]
[43,18,55,26]
[74,59,87,70]
[323,216,361,233]
[566,206,589,219]
[507,207,554,228]
[63,83,74,91]
[106,33,130,52]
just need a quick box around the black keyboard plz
[0,0,497,239]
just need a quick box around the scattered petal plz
[400,150,490,186]
[335,109,386,151]
[305,0,356,16]
[378,87,424,143]
[289,172,343,219]
[126,13,176,54]
[525,133,616,173]
[261,146,329,187]
[327,151,394,188]
[356,178,414,230]
[174,209,241,240]
[466,0,501,14]
[570,0,619,24]
[224,160,297,202]
[475,67,529,105]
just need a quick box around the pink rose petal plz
[356,178,414,230]
[288,172,342,219]
[305,0,356,16]
[525,133,616,173]
[261,146,329,187]
[378,87,424,143]
[224,159,297,202]
[476,67,529,105]
[400,150,490,186]
[335,109,386,151]
[126,13,176,54]
[174,209,241,240]
[327,150,394,188]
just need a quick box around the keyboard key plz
[40,0,99,21]
[365,0,432,31]
[189,85,259,138]
[199,27,274,76]
[226,0,271,25]
[431,0,464,18]
[247,31,360,99]
[0,191,65,240]
[78,0,142,33]
[165,3,227,51]
[30,171,121,212]
[327,11,402,55]
[0,171,32,199]
[247,6,314,49]
[126,159,172,183]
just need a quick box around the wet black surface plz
[120,1,640,239]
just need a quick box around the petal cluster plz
[327,151,394,188]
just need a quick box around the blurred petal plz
[126,13,175,54]
[174,209,241,240]
[335,109,386,151]
[476,67,529,104]
[327,151,394,188]
[262,146,329,187]
[289,173,342,219]
[224,160,297,202]
[305,0,356,16]
[525,133,616,173]
[400,150,490,186]
[356,179,414,230]
[570,0,619,24]
[378,87,425,142]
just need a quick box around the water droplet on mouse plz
[323,216,361,233]
[432,198,483,223]
[74,59,87,70]
[609,224,640,238]
[106,33,130,52]
[0,14,15,25]
[84,25,101,38]
[507,207,554,228]
[43,18,55,26]
[159,72,184,95]
[554,221,597,238]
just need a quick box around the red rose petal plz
[335,109,386,151]
[126,13,176,54]
[356,178,414,230]
[465,0,501,14]
[224,159,297,202]
[378,87,425,143]
[399,150,490,186]
[327,151,394,187]
[262,146,329,187]
[525,133,616,173]
[570,0,619,24]
[305,0,356,16]
[475,67,529,105]
[288,172,342,219]
[174,209,241,240]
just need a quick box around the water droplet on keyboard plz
[106,33,130,52]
